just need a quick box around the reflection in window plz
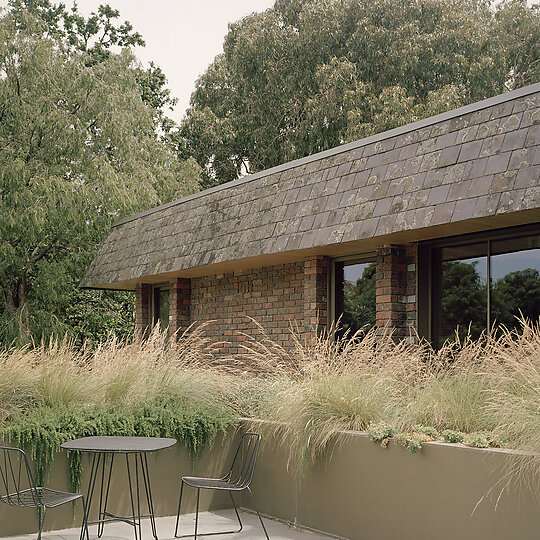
[335,260,376,337]
[490,236,540,331]
[152,287,169,331]
[434,232,540,346]
[438,243,487,344]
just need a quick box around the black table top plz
[61,436,177,453]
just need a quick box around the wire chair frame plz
[0,446,90,540]
[174,432,269,540]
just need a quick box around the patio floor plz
[2,510,332,540]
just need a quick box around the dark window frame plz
[329,252,377,335]
[418,223,540,345]
[150,283,170,331]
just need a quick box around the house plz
[81,83,540,353]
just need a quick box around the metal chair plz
[174,432,269,540]
[0,446,89,540]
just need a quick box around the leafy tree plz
[439,261,487,344]
[0,12,201,346]
[491,268,540,330]
[342,262,376,335]
[178,0,539,187]
[8,0,177,130]
[64,289,135,348]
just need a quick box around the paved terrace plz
[3,510,331,540]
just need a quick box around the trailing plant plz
[0,325,237,491]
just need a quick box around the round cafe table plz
[61,436,176,540]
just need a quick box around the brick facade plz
[135,283,151,337]
[135,252,417,350]
[169,278,190,337]
[375,245,417,339]
[304,256,329,343]
[190,262,306,356]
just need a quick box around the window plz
[151,285,169,331]
[421,227,540,347]
[331,255,376,337]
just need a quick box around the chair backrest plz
[0,446,41,507]
[225,432,261,489]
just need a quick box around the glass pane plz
[439,243,487,345]
[341,261,376,336]
[158,289,169,331]
[491,235,540,331]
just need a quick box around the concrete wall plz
[243,427,540,540]
[5,426,540,540]
[0,431,240,536]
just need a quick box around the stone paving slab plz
[2,511,333,540]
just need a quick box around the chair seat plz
[182,476,245,491]
[0,487,83,508]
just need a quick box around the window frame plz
[328,252,377,333]
[418,223,540,345]
[149,283,170,331]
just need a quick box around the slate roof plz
[81,83,540,289]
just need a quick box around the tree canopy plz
[178,0,540,187]
[0,8,200,345]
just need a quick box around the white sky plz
[75,0,276,123]
[0,0,276,123]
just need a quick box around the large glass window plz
[333,257,376,337]
[431,230,540,346]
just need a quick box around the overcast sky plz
[76,1,276,123]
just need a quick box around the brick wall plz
[304,256,329,344]
[375,244,417,339]
[169,278,190,337]
[134,251,416,350]
[190,262,306,356]
[135,283,151,337]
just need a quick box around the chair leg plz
[37,506,46,540]
[246,486,269,540]
[194,488,200,540]
[228,491,243,533]
[174,480,185,538]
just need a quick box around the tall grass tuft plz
[0,324,238,489]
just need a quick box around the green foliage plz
[367,422,395,444]
[64,290,135,348]
[491,269,540,330]
[342,262,376,335]
[0,9,200,346]
[0,398,234,492]
[0,328,236,491]
[407,438,422,454]
[463,432,490,449]
[439,261,487,343]
[441,429,466,443]
[178,0,539,186]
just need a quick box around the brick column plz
[304,256,328,343]
[169,278,191,338]
[375,246,408,338]
[135,283,151,338]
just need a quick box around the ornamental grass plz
[2,318,540,485]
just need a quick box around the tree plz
[342,262,376,335]
[0,12,201,345]
[9,0,177,132]
[177,0,539,187]
[491,269,540,330]
[439,261,487,344]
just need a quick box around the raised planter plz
[242,421,540,540]
[0,430,240,536]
